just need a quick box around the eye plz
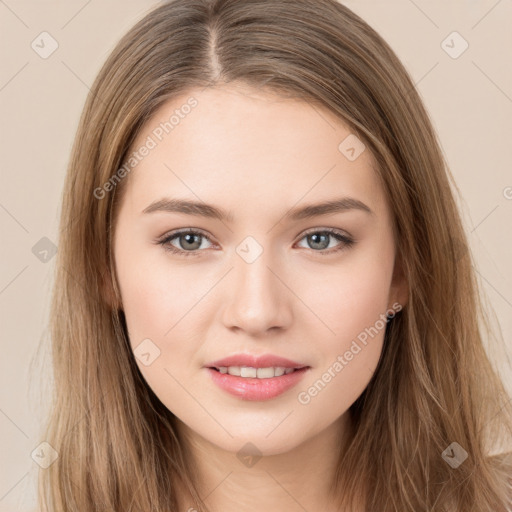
[157,229,214,257]
[156,228,355,257]
[295,228,355,256]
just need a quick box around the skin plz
[112,83,408,511]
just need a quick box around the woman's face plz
[113,83,407,455]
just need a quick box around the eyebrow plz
[142,196,374,222]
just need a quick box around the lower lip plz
[205,367,310,401]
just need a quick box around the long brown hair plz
[36,0,512,510]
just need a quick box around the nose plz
[220,250,293,336]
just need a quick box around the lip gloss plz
[205,367,310,401]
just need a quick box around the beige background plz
[1,1,511,510]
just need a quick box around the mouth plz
[207,365,309,379]
[205,365,311,401]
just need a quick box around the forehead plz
[120,84,388,221]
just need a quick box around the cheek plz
[300,254,394,343]
[116,264,173,345]
[295,275,390,413]
[114,239,217,395]
[297,254,393,398]
[114,252,202,406]
[114,234,201,344]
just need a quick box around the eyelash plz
[156,228,355,258]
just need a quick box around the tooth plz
[256,367,275,379]
[220,366,297,378]
[227,366,241,376]
[240,367,257,378]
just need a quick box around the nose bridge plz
[221,239,292,334]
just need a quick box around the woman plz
[38,0,512,510]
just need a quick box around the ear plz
[388,249,408,311]
[100,266,122,311]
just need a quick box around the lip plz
[204,353,308,370]
[205,366,310,401]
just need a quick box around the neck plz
[173,412,360,512]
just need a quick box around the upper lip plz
[204,353,309,369]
